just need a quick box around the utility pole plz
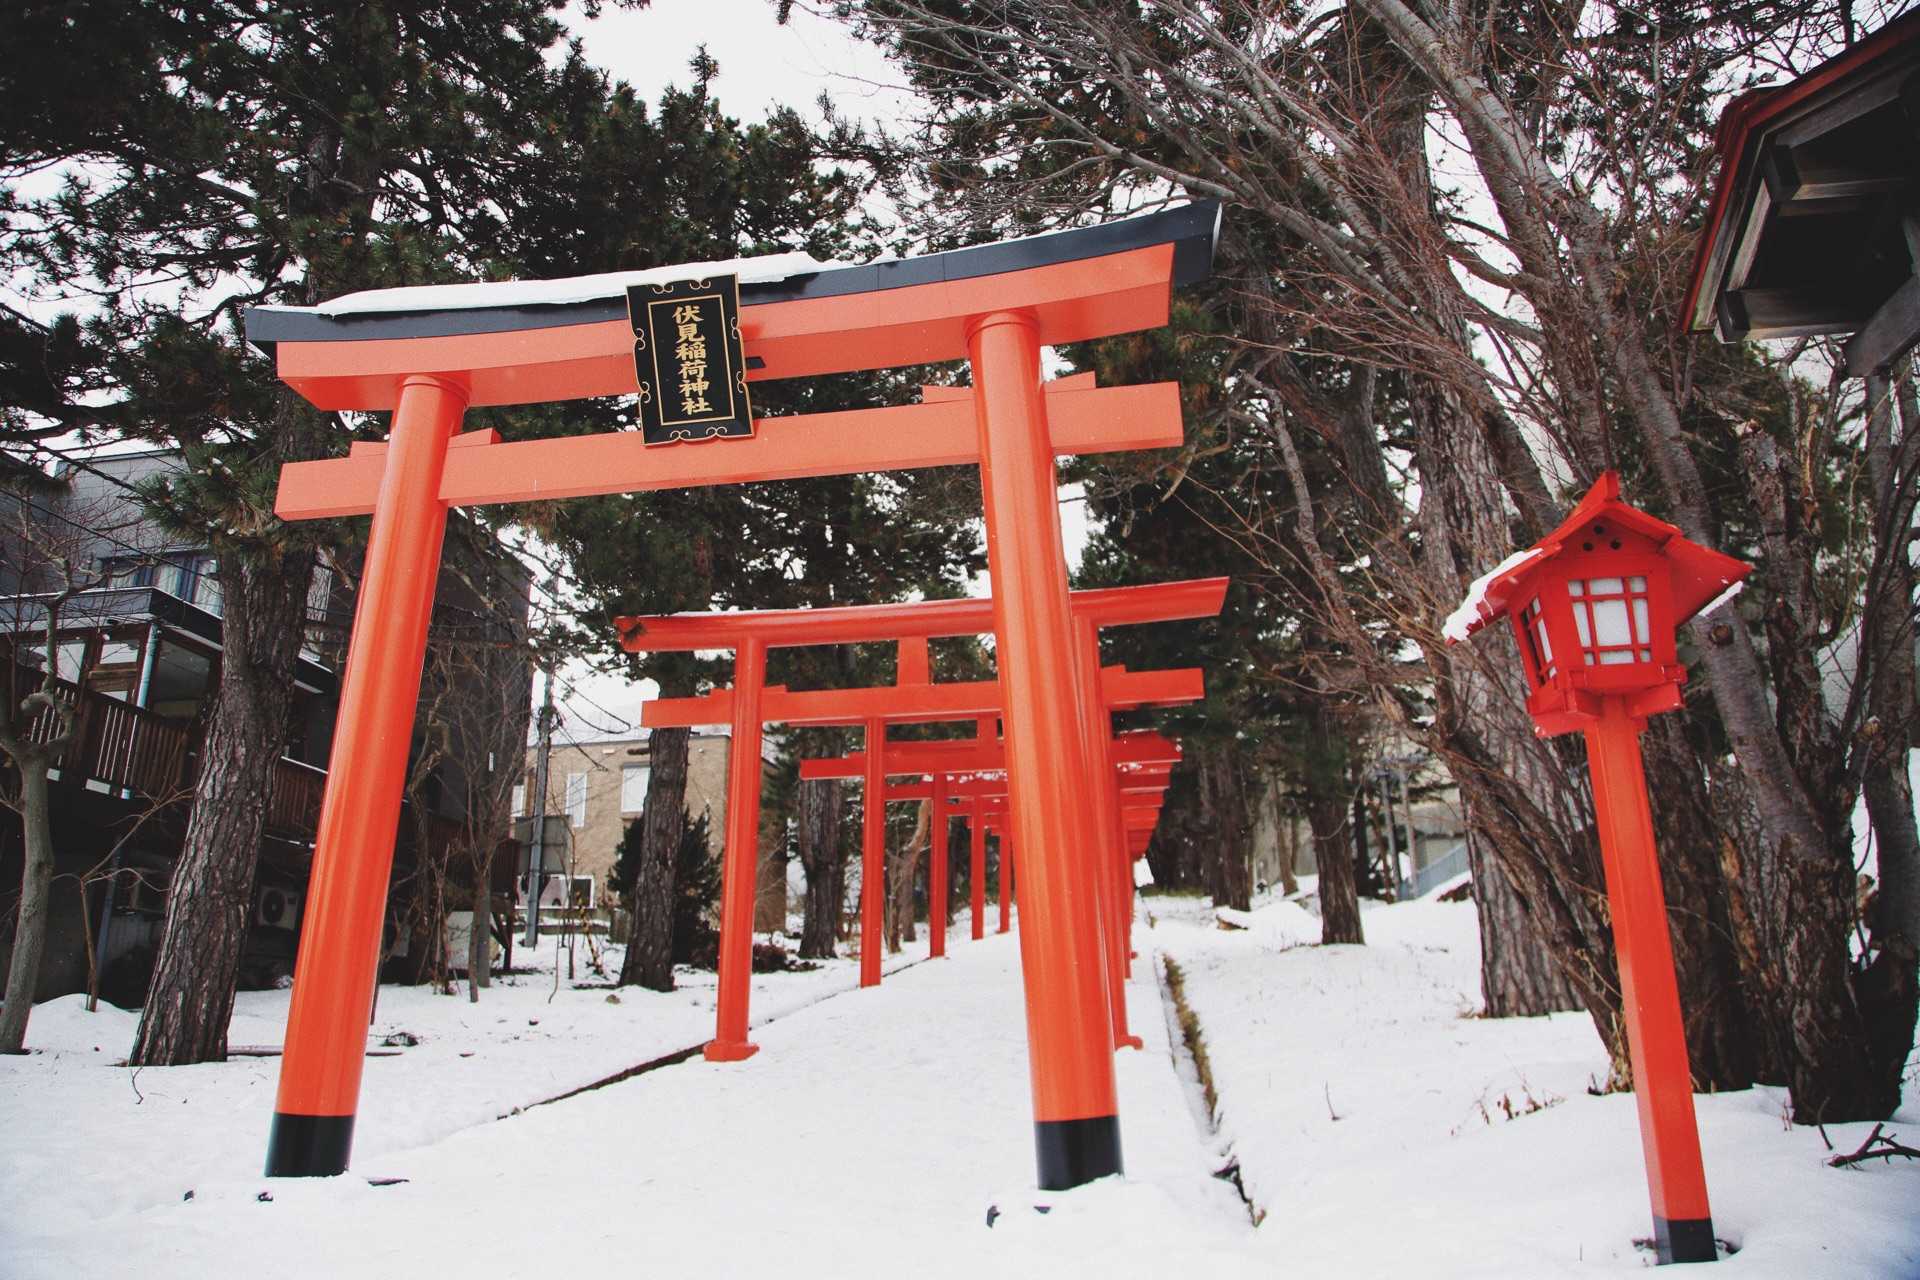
[1373,766,1403,900]
[1395,763,1420,892]
[523,661,556,948]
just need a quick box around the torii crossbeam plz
[251,203,1220,1189]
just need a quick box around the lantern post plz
[1446,471,1748,1266]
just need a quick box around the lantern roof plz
[1443,472,1751,644]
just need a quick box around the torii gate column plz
[266,374,466,1176]
[970,814,987,940]
[968,311,1121,1189]
[859,717,886,988]
[929,772,949,959]
[1075,616,1140,1051]
[707,635,768,1062]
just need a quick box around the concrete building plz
[514,731,734,912]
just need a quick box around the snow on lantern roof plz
[1441,547,1544,644]
[1443,472,1751,644]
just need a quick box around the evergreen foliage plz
[612,808,722,969]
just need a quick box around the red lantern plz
[1446,471,1750,1265]
[1446,471,1748,736]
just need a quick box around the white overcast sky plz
[542,1,1095,747]
[564,0,913,129]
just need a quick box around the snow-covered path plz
[2,931,1258,1279]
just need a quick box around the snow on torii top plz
[1442,471,1750,645]
[304,250,832,317]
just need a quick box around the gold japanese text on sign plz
[626,274,753,445]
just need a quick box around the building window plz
[565,772,587,828]
[98,557,151,589]
[54,639,86,684]
[97,641,139,666]
[511,783,526,817]
[621,764,650,815]
[100,551,223,616]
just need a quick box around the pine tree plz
[612,808,721,970]
[513,60,983,986]
[0,0,656,1064]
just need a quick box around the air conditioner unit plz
[444,911,504,974]
[256,886,302,931]
[519,873,595,912]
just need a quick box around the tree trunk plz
[1854,369,1920,1102]
[1271,778,1300,897]
[1536,71,1894,1121]
[1143,758,1206,891]
[887,800,929,951]
[1469,835,1581,1017]
[1353,787,1380,898]
[132,526,315,1066]
[950,817,970,925]
[755,819,788,935]
[1196,742,1253,911]
[617,724,688,992]
[1328,0,1892,1115]
[0,754,58,1053]
[797,777,844,960]
[1306,705,1364,945]
[467,864,491,1001]
[1633,718,1760,1087]
[417,813,449,994]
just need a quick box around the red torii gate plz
[639,664,1197,1033]
[891,767,1172,945]
[619,580,1222,1059]
[805,728,1185,989]
[249,203,1220,1188]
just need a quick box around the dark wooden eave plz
[1685,13,1920,375]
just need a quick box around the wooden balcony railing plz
[265,757,327,836]
[8,663,328,837]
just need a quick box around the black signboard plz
[627,274,753,445]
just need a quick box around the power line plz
[559,679,639,735]
[3,489,164,563]
[7,437,160,502]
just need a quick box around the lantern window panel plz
[1567,575,1653,666]
[1518,596,1556,681]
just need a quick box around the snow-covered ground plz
[1148,891,1920,1277]
[2,897,1915,1277]
[0,927,932,1248]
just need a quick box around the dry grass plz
[1161,955,1218,1121]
